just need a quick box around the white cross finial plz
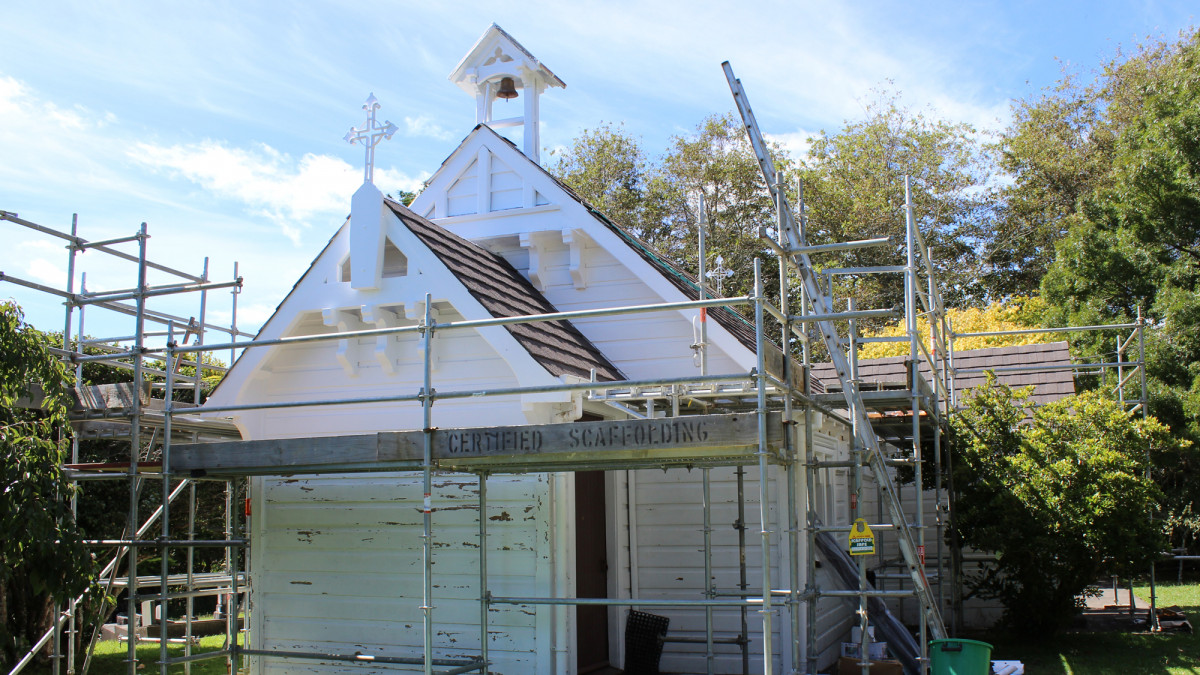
[344,93,399,184]
[705,255,735,296]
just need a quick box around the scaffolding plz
[3,174,959,675]
[2,210,251,675]
[2,69,1156,675]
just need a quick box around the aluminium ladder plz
[722,62,948,648]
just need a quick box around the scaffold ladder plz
[722,61,948,642]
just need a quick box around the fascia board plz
[205,221,351,409]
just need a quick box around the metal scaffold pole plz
[795,173,820,675]
[848,297,868,675]
[1139,308,1160,631]
[702,468,716,674]
[159,322,176,675]
[776,173,801,675]
[127,222,148,675]
[753,258,776,675]
[929,250,946,625]
[478,471,490,671]
[905,178,930,669]
[63,213,80,675]
[421,293,436,675]
[723,61,948,660]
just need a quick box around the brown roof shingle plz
[387,199,624,382]
[809,341,1075,405]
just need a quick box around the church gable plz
[386,200,622,382]
[209,194,621,422]
[423,129,556,220]
[409,125,769,380]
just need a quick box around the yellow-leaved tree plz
[857,296,1051,359]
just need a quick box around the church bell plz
[496,77,518,100]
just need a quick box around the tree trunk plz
[1,577,14,667]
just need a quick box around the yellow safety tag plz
[848,518,875,556]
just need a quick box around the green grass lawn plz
[20,634,233,675]
[18,583,1200,674]
[983,581,1200,674]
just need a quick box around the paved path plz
[1081,585,1150,611]
[1075,585,1152,632]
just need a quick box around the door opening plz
[575,469,609,673]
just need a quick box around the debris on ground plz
[1152,606,1192,633]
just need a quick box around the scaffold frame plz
[2,73,1156,675]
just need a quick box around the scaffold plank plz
[171,412,785,475]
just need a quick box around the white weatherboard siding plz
[478,232,747,388]
[630,465,782,674]
[251,473,550,675]
[245,313,529,438]
[534,242,744,379]
[232,305,569,673]
[622,424,855,674]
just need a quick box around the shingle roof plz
[809,341,1075,405]
[948,341,1075,404]
[387,199,624,382]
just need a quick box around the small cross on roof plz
[344,93,398,184]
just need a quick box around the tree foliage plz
[1012,30,1200,546]
[799,92,996,309]
[952,380,1180,637]
[547,121,656,237]
[0,303,96,666]
[857,296,1051,359]
[550,113,792,299]
[552,97,994,313]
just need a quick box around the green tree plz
[952,380,1178,638]
[647,113,794,299]
[991,36,1182,298]
[387,189,419,206]
[990,75,1111,297]
[1033,30,1200,547]
[547,121,656,238]
[800,91,996,309]
[551,113,792,299]
[0,302,96,667]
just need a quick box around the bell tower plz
[449,24,565,164]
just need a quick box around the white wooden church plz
[201,25,861,675]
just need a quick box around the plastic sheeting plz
[815,529,920,674]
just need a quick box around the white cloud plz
[403,115,452,141]
[0,76,119,191]
[0,76,28,113]
[208,302,275,331]
[765,129,819,163]
[129,140,424,245]
[0,75,115,131]
[25,257,64,286]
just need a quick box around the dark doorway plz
[575,470,610,673]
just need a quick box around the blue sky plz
[1,1,1195,343]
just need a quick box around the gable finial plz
[344,93,398,184]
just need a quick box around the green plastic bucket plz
[929,638,992,675]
